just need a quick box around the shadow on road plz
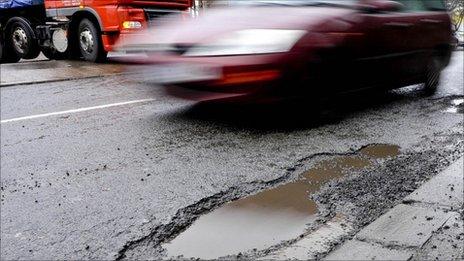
[170,86,426,132]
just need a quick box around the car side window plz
[423,0,447,11]
[396,0,427,12]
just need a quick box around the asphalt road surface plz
[1,52,463,260]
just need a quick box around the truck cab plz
[0,0,193,63]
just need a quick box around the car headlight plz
[183,29,306,57]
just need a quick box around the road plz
[1,52,463,260]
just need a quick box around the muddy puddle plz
[445,98,464,114]
[163,144,400,260]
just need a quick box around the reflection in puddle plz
[163,144,400,260]
[445,98,464,114]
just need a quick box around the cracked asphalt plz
[1,52,463,260]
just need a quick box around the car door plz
[359,0,425,88]
[415,0,452,70]
[391,0,431,82]
[393,0,451,84]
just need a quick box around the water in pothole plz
[163,144,400,259]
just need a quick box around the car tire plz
[77,18,107,62]
[7,17,41,60]
[422,55,441,96]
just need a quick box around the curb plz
[325,156,464,260]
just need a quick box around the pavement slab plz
[411,212,464,260]
[354,157,464,248]
[355,204,451,248]
[324,156,464,260]
[404,157,463,209]
[263,215,353,260]
[324,240,413,260]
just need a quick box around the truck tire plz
[0,38,21,63]
[77,18,107,62]
[7,17,40,60]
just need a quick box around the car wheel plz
[77,18,107,62]
[7,17,40,59]
[422,55,441,96]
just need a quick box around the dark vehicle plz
[119,0,454,101]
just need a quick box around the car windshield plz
[228,0,358,7]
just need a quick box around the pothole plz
[162,144,400,260]
[445,98,464,114]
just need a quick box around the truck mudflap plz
[102,34,118,52]
[102,32,147,52]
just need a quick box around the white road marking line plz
[1,98,156,124]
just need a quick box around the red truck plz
[0,0,193,63]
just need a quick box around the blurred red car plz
[118,0,453,101]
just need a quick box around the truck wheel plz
[0,38,21,63]
[77,18,107,62]
[7,17,40,59]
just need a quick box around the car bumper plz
[128,52,302,100]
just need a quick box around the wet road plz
[1,52,463,260]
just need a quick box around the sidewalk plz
[325,156,464,260]
[0,54,126,87]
